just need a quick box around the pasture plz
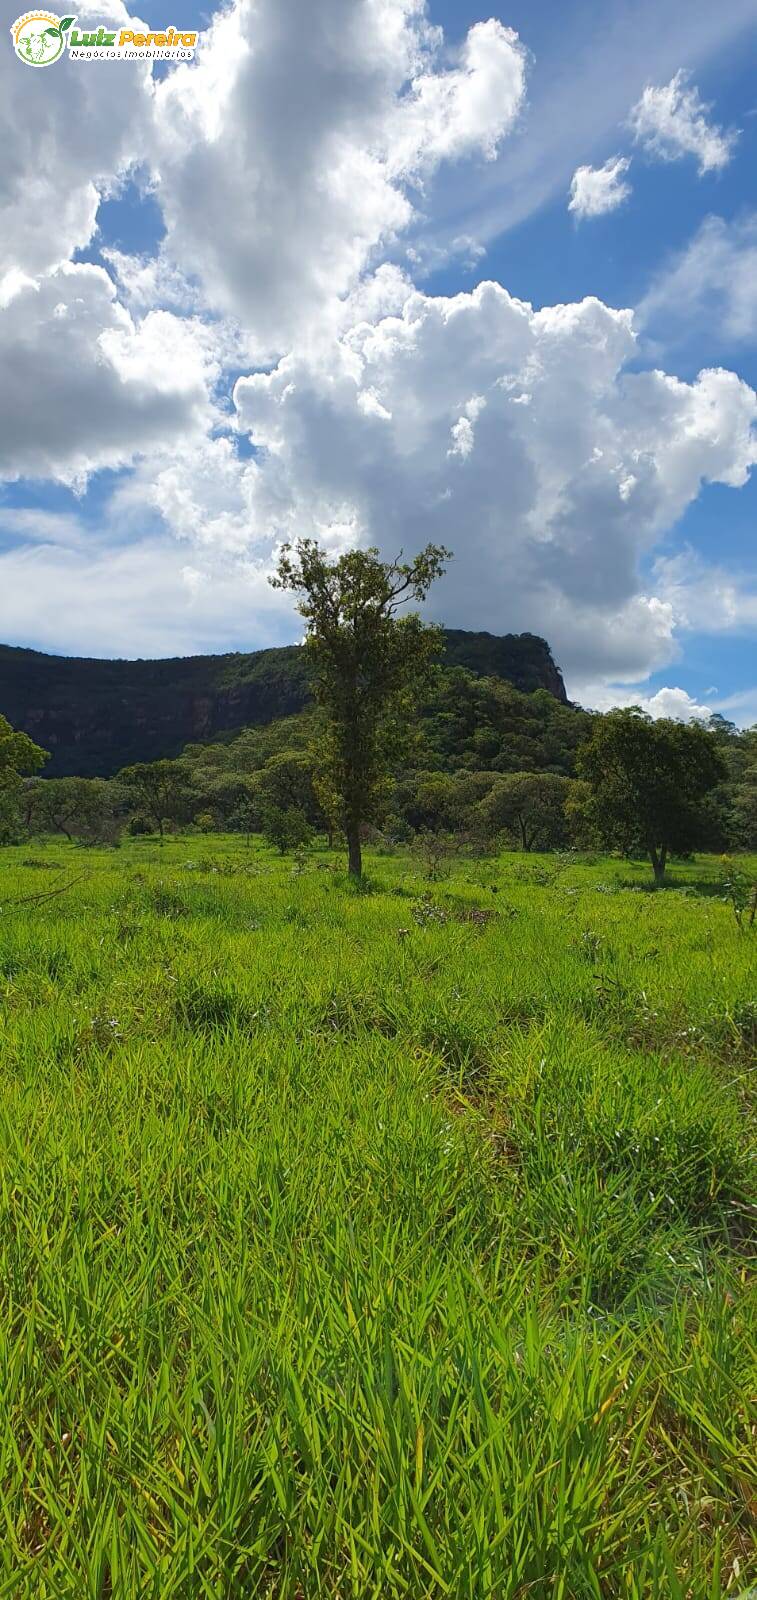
[0,838,754,1597]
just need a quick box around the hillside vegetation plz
[0,835,754,1597]
[0,630,567,777]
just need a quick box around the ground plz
[0,837,754,1597]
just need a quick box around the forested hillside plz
[0,630,567,776]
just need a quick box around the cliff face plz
[441,631,568,703]
[0,631,567,777]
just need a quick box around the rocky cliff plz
[0,631,567,776]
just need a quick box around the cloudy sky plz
[1,0,756,722]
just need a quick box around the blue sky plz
[1,0,755,721]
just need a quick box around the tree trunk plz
[650,844,667,886]
[346,821,362,878]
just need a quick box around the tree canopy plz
[271,540,450,875]
[577,709,727,883]
[0,714,47,786]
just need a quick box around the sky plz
[1,0,755,723]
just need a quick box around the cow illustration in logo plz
[10,11,74,66]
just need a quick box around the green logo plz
[11,11,74,66]
[10,9,197,61]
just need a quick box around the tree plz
[227,794,257,846]
[271,540,450,876]
[256,750,322,825]
[0,715,47,785]
[564,779,602,849]
[26,777,115,843]
[478,772,570,851]
[399,770,498,834]
[576,710,727,884]
[414,670,592,777]
[0,715,48,842]
[194,774,258,832]
[116,761,196,840]
[260,804,313,855]
[717,725,757,850]
[729,768,757,850]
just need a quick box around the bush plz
[194,810,217,834]
[410,830,457,880]
[260,803,313,854]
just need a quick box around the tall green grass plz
[0,838,754,1596]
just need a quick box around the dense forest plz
[0,630,566,776]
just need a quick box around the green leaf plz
[43,25,61,35]
[59,16,75,29]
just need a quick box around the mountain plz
[0,631,567,777]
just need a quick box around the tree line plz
[1,543,755,884]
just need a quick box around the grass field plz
[0,836,754,1598]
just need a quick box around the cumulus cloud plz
[630,70,737,173]
[118,435,264,554]
[150,0,527,354]
[407,0,755,270]
[577,682,715,720]
[388,18,527,172]
[0,264,220,483]
[0,0,151,288]
[639,213,757,347]
[227,280,756,688]
[568,156,632,219]
[641,686,713,720]
[101,248,202,317]
[572,677,757,729]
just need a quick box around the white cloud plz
[0,522,292,658]
[124,435,263,554]
[0,507,87,550]
[642,686,713,720]
[0,1,151,284]
[639,213,757,346]
[0,264,220,483]
[405,234,486,278]
[572,677,757,729]
[568,156,632,219]
[227,280,756,688]
[150,0,527,355]
[578,682,715,720]
[388,18,527,173]
[101,248,202,317]
[653,550,757,634]
[409,0,755,267]
[630,70,737,173]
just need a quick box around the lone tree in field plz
[577,709,726,885]
[271,540,450,877]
